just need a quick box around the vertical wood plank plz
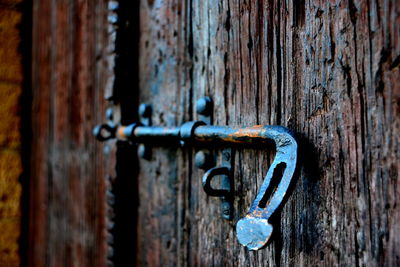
[29,0,112,266]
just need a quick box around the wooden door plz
[28,0,399,266]
[136,0,400,266]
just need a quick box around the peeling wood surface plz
[29,1,113,266]
[137,0,400,266]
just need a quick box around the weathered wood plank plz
[137,1,191,266]
[29,1,112,266]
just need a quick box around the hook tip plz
[236,217,273,250]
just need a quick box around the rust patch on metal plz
[117,126,127,139]
[228,125,264,138]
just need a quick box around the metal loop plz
[202,166,231,197]
[180,121,206,142]
[93,123,116,142]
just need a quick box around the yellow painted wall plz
[0,0,23,266]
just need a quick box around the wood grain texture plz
[138,0,400,266]
[29,1,114,266]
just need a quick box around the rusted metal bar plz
[104,124,292,147]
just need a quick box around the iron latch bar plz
[93,100,297,251]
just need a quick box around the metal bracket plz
[200,148,233,220]
[137,104,152,159]
[196,96,213,125]
[93,97,298,250]
[194,98,233,220]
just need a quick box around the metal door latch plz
[93,97,297,250]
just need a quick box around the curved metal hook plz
[202,166,233,220]
[236,126,297,250]
[202,166,231,197]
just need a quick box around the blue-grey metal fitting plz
[93,104,298,250]
[235,126,297,250]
